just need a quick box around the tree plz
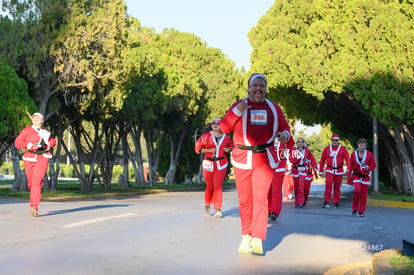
[1,0,70,190]
[51,0,131,191]
[0,61,36,190]
[249,0,414,194]
[153,29,243,184]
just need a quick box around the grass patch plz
[0,179,13,186]
[390,251,414,275]
[369,184,414,202]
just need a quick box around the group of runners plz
[195,73,376,255]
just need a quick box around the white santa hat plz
[32,112,44,119]
[247,73,267,89]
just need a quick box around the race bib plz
[298,167,306,171]
[329,153,336,158]
[202,160,213,172]
[250,110,267,125]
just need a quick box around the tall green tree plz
[51,0,131,191]
[249,0,414,194]
[1,0,70,190]
[153,29,243,184]
[0,61,36,190]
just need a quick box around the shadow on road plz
[40,204,131,217]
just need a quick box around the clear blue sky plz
[125,0,274,70]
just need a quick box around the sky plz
[124,0,275,70]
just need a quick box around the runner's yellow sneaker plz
[238,234,252,254]
[250,237,264,255]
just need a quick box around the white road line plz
[63,213,137,228]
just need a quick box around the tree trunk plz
[196,154,204,184]
[43,174,49,191]
[164,125,189,185]
[20,171,28,191]
[164,132,177,185]
[48,157,58,191]
[130,126,146,185]
[48,122,65,191]
[10,142,24,191]
[184,174,193,184]
[389,126,414,195]
[119,134,130,188]
[196,166,204,184]
[59,133,90,191]
[144,129,163,186]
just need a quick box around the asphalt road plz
[1,183,413,275]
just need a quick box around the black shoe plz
[322,202,330,208]
[352,210,357,216]
[303,200,307,207]
[334,203,339,209]
[270,212,278,221]
[359,212,365,217]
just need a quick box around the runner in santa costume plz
[268,136,294,221]
[15,111,56,216]
[303,149,318,206]
[319,133,350,208]
[195,118,233,218]
[347,138,376,217]
[283,160,294,200]
[289,138,318,208]
[220,73,292,255]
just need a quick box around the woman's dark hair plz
[357,138,368,145]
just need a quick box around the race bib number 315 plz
[250,110,267,125]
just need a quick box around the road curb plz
[323,261,371,275]
[324,249,400,275]
[367,198,414,209]
[372,249,399,275]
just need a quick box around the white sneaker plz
[238,234,252,254]
[215,209,223,218]
[250,237,264,255]
[288,194,293,200]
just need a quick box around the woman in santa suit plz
[289,138,318,208]
[220,73,292,255]
[15,112,56,217]
[347,138,376,217]
[195,118,233,218]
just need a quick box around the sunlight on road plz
[63,213,137,228]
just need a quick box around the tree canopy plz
[0,61,35,158]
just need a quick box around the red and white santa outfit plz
[268,138,294,218]
[319,134,350,207]
[195,127,233,213]
[347,148,376,215]
[221,94,291,241]
[15,118,56,213]
[283,160,294,200]
[289,142,317,207]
